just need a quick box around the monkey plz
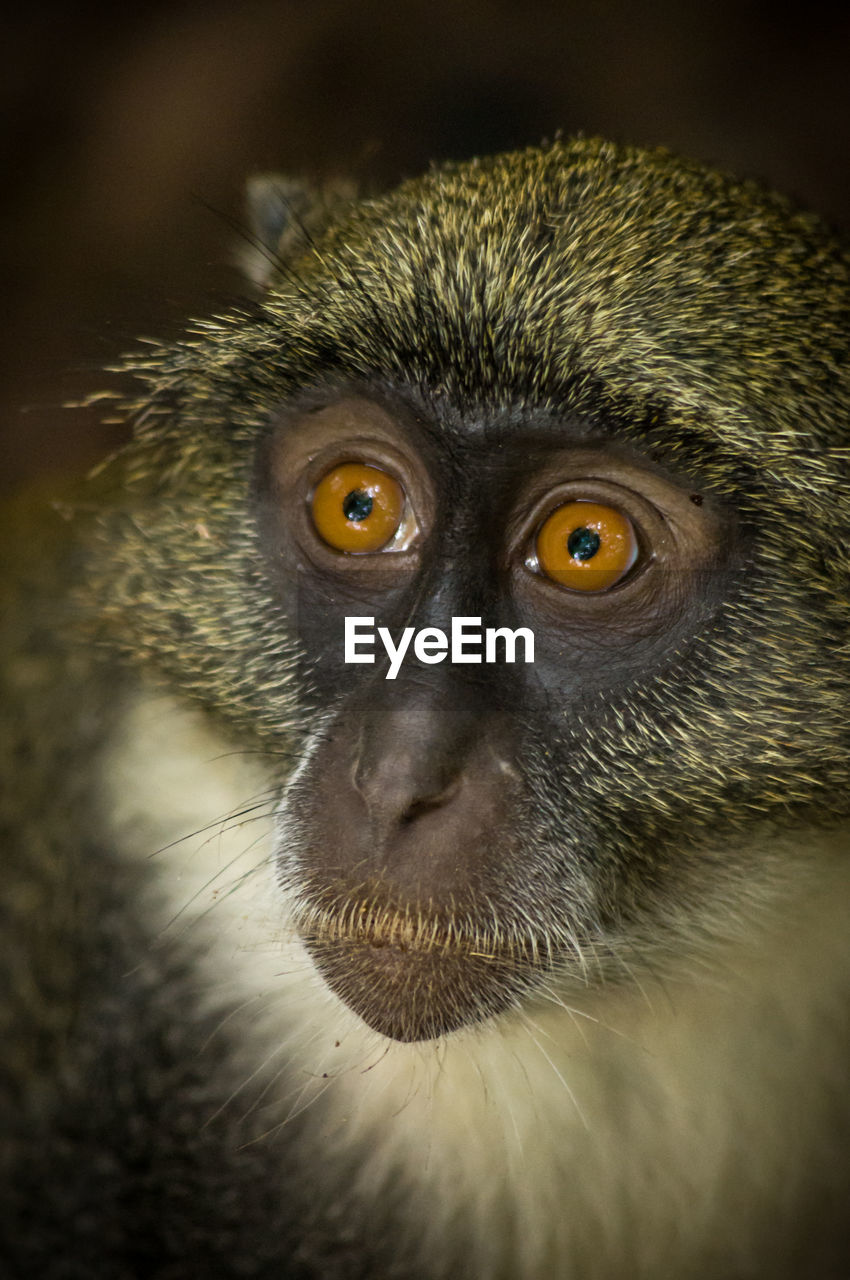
[2,135,850,1280]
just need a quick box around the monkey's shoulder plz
[0,496,361,1277]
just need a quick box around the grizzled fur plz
[2,138,850,1278]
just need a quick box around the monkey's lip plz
[295,908,541,1042]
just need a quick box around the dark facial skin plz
[257,390,735,1042]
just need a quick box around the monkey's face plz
[259,389,737,1041]
[107,140,850,1044]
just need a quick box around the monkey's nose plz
[352,704,465,840]
[291,680,519,899]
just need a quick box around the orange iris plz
[536,500,638,592]
[311,462,405,553]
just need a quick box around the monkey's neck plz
[103,685,850,1280]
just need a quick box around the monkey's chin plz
[304,936,534,1042]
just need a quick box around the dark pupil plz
[567,526,601,561]
[342,489,374,522]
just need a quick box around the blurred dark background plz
[3,1,849,496]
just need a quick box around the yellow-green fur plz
[2,137,849,1277]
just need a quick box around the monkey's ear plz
[242,173,352,290]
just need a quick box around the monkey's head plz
[96,138,850,1042]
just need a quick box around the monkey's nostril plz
[400,776,461,825]
[399,800,422,826]
[355,756,462,833]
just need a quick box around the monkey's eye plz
[311,462,406,553]
[535,500,639,592]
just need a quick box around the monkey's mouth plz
[294,901,543,1042]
